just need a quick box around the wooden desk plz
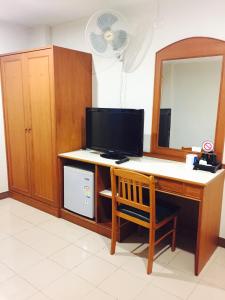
[59,149,225,275]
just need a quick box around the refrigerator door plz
[64,166,94,218]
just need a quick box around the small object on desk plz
[199,159,207,165]
[192,146,201,152]
[185,154,198,169]
[115,157,130,164]
[194,148,221,172]
[193,162,222,173]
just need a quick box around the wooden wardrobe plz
[0,46,92,215]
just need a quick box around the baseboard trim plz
[218,237,225,248]
[10,191,60,217]
[0,191,10,200]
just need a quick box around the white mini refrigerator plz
[64,166,94,219]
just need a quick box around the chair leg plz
[171,216,177,252]
[147,228,155,274]
[111,215,117,255]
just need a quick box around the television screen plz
[86,108,144,158]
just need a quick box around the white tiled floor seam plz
[1,198,225,300]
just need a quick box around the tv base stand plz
[100,152,126,160]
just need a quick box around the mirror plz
[159,56,222,149]
[150,37,225,162]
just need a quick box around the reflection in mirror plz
[158,56,223,149]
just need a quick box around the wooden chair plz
[110,167,179,274]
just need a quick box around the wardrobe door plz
[1,55,31,195]
[24,50,57,205]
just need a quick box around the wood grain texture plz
[195,170,225,275]
[1,45,92,212]
[110,167,177,274]
[53,46,92,153]
[58,155,225,275]
[1,55,31,195]
[24,49,56,205]
[151,37,225,162]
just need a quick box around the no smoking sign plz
[202,140,214,153]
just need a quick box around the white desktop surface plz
[59,149,224,186]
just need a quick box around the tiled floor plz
[0,198,225,300]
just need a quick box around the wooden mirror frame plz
[150,37,225,162]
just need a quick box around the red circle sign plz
[202,140,214,152]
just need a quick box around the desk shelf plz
[59,150,225,275]
[99,189,112,199]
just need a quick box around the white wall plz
[27,25,51,48]
[51,0,225,237]
[0,21,31,193]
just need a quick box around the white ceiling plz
[0,0,149,27]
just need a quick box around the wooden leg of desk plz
[195,172,224,275]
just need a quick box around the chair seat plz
[118,201,179,224]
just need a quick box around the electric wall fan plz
[85,10,129,59]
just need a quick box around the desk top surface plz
[59,150,224,186]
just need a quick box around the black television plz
[86,108,144,159]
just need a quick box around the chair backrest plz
[110,167,156,225]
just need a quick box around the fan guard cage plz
[85,9,130,58]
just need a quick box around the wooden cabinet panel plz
[25,51,56,204]
[156,177,203,200]
[183,184,203,200]
[1,46,92,212]
[1,56,30,195]
[155,178,183,195]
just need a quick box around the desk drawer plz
[155,178,203,200]
[156,178,183,194]
[183,184,203,200]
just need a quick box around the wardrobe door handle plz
[25,128,28,133]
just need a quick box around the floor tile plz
[42,271,94,300]
[199,261,225,289]
[75,232,110,254]
[10,202,39,218]
[212,246,225,268]
[155,246,181,265]
[99,268,147,300]
[81,288,116,300]
[15,227,69,256]
[0,213,33,235]
[188,281,225,300]
[168,249,195,274]
[28,292,51,300]
[0,199,25,215]
[21,209,56,225]
[0,275,37,300]
[134,283,181,300]
[0,262,15,283]
[0,232,10,242]
[20,259,66,289]
[121,254,164,281]
[116,233,147,252]
[73,256,117,286]
[0,237,24,259]
[39,218,89,243]
[96,246,135,267]
[0,238,43,273]
[50,244,91,269]
[151,265,199,299]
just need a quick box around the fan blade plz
[97,13,118,32]
[90,32,108,53]
[112,30,128,51]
